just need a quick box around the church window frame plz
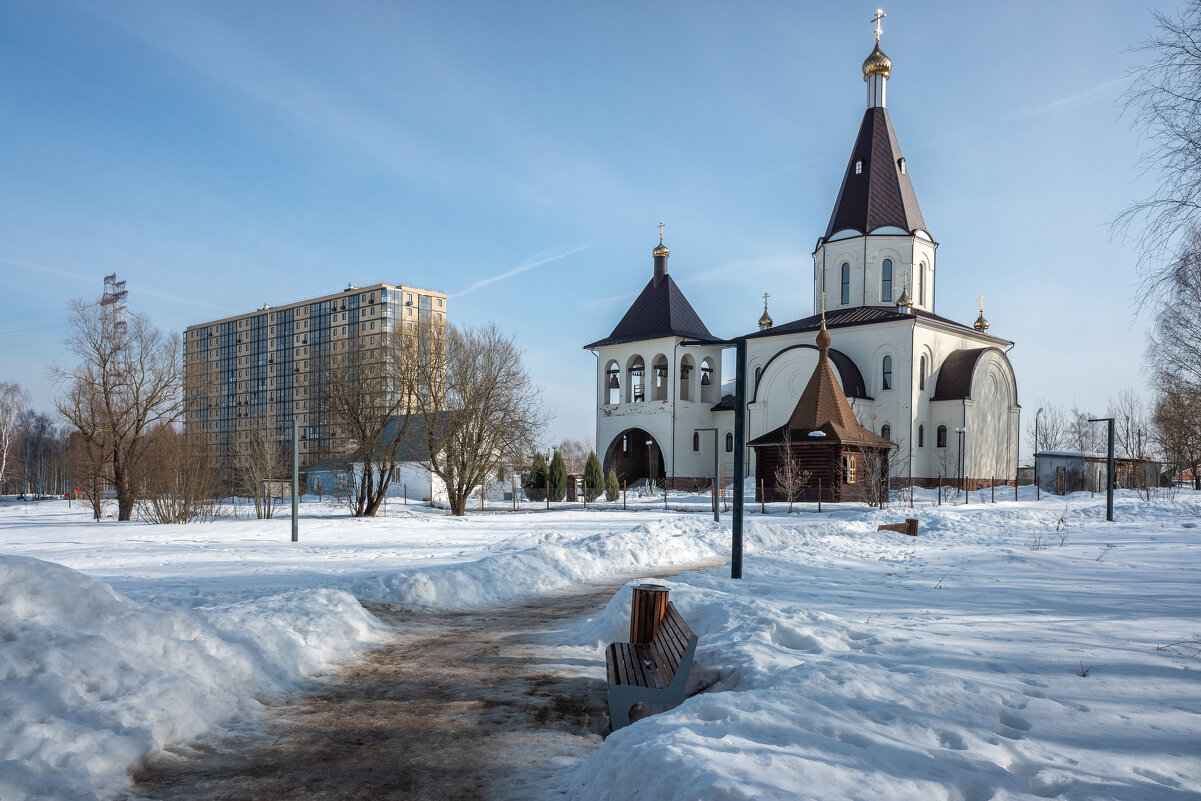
[693,432,700,452]
[855,160,863,175]
[918,266,926,306]
[919,355,927,391]
[881,259,893,302]
[754,366,763,389]
[726,432,734,452]
[844,454,857,484]
[937,425,948,448]
[881,355,893,391]
[840,263,851,305]
[918,424,925,448]
[881,424,891,442]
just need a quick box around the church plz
[584,18,1020,494]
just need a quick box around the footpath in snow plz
[2,490,1200,800]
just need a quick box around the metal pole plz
[291,418,299,543]
[695,428,719,523]
[731,339,746,579]
[1089,417,1116,522]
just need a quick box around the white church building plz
[584,22,1020,491]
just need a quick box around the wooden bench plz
[605,601,698,730]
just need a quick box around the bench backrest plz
[649,602,695,686]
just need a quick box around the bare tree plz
[136,425,225,523]
[1027,401,1069,456]
[1107,389,1153,460]
[557,438,590,476]
[18,410,55,498]
[1146,228,1201,396]
[1152,376,1201,490]
[54,300,184,520]
[418,323,548,516]
[0,382,29,499]
[772,430,811,512]
[321,327,424,517]
[1067,406,1106,454]
[230,426,288,519]
[1116,1,1201,303]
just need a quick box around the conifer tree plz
[605,467,621,502]
[524,452,548,502]
[583,451,603,502]
[549,449,568,502]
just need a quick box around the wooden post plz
[1014,473,1018,502]
[403,483,407,505]
[513,475,517,511]
[760,478,765,514]
[817,477,822,513]
[992,478,996,504]
[583,481,587,509]
[623,480,627,510]
[629,585,670,644]
[481,485,485,511]
[545,479,550,510]
[938,475,942,506]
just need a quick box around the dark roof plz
[741,306,1012,345]
[824,107,927,239]
[584,274,717,349]
[712,393,736,411]
[932,348,990,400]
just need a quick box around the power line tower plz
[101,273,128,339]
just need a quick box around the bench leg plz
[607,686,640,730]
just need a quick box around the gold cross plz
[820,291,827,321]
[902,268,910,289]
[657,221,666,244]
[762,291,770,307]
[871,9,885,42]
[978,294,986,312]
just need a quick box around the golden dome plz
[974,311,990,331]
[758,308,773,328]
[862,43,892,80]
[895,284,912,308]
[653,242,670,258]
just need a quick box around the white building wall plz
[814,234,937,314]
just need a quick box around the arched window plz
[754,366,763,388]
[918,424,924,448]
[844,455,857,484]
[881,259,893,302]
[855,160,863,174]
[881,424,891,442]
[937,425,948,448]
[919,355,927,391]
[693,432,700,451]
[841,263,851,305]
[623,434,629,452]
[725,432,734,452]
[918,267,926,306]
[882,355,892,391]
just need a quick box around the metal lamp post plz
[1032,408,1042,501]
[954,427,967,497]
[683,336,746,579]
[1088,417,1116,522]
[695,428,720,522]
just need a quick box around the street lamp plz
[953,427,967,497]
[695,428,720,522]
[1088,417,1116,522]
[1035,407,1045,500]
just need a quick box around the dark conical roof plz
[824,107,927,239]
[583,274,717,349]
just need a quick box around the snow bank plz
[563,495,1201,800]
[0,555,387,801]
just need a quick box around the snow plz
[2,490,1200,800]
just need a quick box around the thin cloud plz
[0,257,227,312]
[451,246,589,298]
[1007,77,1127,121]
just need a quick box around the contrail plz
[451,245,589,298]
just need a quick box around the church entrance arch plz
[603,428,666,487]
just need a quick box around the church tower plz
[813,12,937,316]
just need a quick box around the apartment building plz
[184,283,447,468]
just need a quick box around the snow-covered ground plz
[2,489,1199,800]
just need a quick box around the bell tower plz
[812,10,938,316]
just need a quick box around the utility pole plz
[695,427,719,523]
[1088,417,1116,522]
[291,418,299,542]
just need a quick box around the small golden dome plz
[816,319,831,351]
[895,284,912,308]
[862,43,892,80]
[653,242,670,258]
[974,311,989,331]
[758,308,773,328]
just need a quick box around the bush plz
[523,453,548,502]
[549,450,568,502]
[583,451,604,502]
[605,467,621,502]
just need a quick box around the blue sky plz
[0,1,1175,455]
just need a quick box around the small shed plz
[1035,450,1160,495]
[749,318,895,505]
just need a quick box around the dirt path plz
[123,568,717,801]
